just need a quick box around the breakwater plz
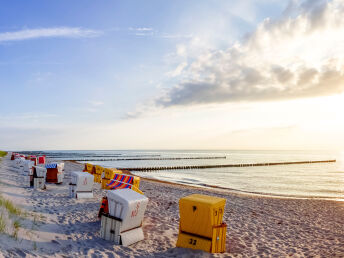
[19,152,161,159]
[71,156,227,161]
[122,160,336,171]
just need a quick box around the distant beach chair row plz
[10,152,64,189]
[11,152,46,165]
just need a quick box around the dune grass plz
[0,151,7,157]
[0,197,23,239]
[12,220,21,239]
[13,220,21,229]
[0,213,5,233]
[0,155,24,240]
[0,195,22,216]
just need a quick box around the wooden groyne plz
[20,152,161,158]
[121,160,336,171]
[71,156,227,162]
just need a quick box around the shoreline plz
[0,157,343,257]
[69,159,344,203]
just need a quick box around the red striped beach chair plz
[98,196,109,218]
[98,174,143,219]
[107,174,143,194]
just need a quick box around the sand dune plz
[0,155,343,257]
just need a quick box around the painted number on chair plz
[189,238,197,245]
[131,202,140,218]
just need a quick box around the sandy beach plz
[0,154,343,257]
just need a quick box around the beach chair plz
[83,163,93,173]
[98,196,109,218]
[23,160,34,176]
[38,156,46,165]
[30,157,37,166]
[33,166,47,190]
[104,168,122,179]
[69,171,94,198]
[93,165,104,183]
[101,168,122,189]
[100,189,148,246]
[45,163,64,183]
[106,174,142,194]
[21,161,34,188]
[176,194,227,253]
[23,175,33,187]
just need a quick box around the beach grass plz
[12,220,21,239]
[0,197,23,239]
[13,220,20,229]
[0,213,5,233]
[0,196,22,216]
[0,151,7,158]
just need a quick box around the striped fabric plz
[107,174,134,190]
[98,197,109,217]
[45,163,57,169]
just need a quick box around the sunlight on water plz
[37,149,344,200]
[337,151,344,170]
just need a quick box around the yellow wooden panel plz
[85,163,93,173]
[221,224,226,253]
[93,174,102,183]
[95,165,104,175]
[179,194,225,238]
[133,176,140,189]
[176,232,212,252]
[104,168,114,179]
[104,168,122,179]
[211,223,227,253]
[101,179,111,189]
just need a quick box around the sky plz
[0,0,344,151]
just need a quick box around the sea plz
[22,150,344,201]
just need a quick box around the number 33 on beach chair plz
[176,194,227,253]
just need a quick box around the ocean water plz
[27,150,344,200]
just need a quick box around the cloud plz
[156,0,344,107]
[165,62,188,78]
[127,27,193,38]
[88,100,104,107]
[159,33,193,39]
[0,27,101,42]
[133,32,154,36]
[123,111,143,120]
[129,27,153,31]
[128,27,154,36]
